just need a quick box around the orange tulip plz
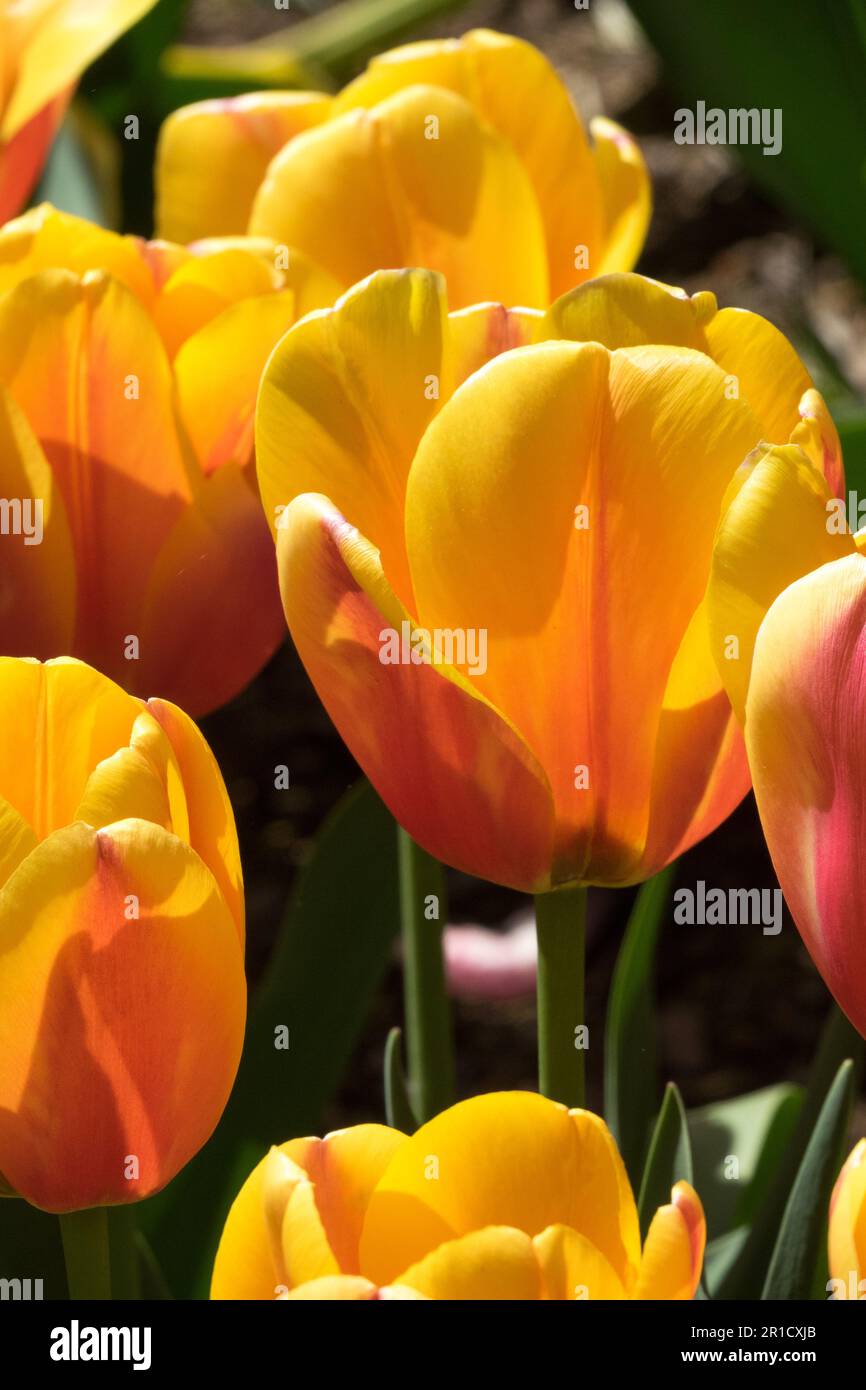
[0,0,157,222]
[0,657,245,1213]
[156,28,650,308]
[0,204,338,714]
[255,268,842,892]
[211,1092,705,1301]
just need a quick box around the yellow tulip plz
[0,656,245,1213]
[829,1140,866,1299]
[155,29,650,308]
[0,0,157,221]
[0,203,337,714]
[211,1092,705,1300]
[255,267,842,892]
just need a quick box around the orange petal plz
[0,817,245,1212]
[140,463,285,717]
[0,95,68,223]
[276,494,554,892]
[635,1182,705,1300]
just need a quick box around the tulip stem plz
[398,826,456,1125]
[535,885,587,1109]
[60,1207,112,1300]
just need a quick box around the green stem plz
[535,884,587,1108]
[398,826,456,1124]
[60,1208,112,1300]
[108,1207,140,1301]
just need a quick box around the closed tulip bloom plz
[0,0,156,222]
[0,657,245,1213]
[0,204,337,714]
[829,1140,866,1299]
[256,268,841,892]
[156,29,650,308]
[211,1092,704,1300]
[714,548,866,1039]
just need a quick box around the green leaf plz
[761,1059,855,1300]
[637,1081,693,1241]
[627,0,866,287]
[604,865,675,1186]
[139,779,400,1298]
[690,1082,803,1240]
[716,1005,862,1298]
[384,1027,417,1132]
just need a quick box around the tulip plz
[211,1092,704,1300]
[0,0,157,223]
[713,546,866,1039]
[0,203,337,714]
[0,656,246,1213]
[155,29,651,308]
[255,267,842,895]
[829,1140,866,1299]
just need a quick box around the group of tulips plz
[0,0,864,1301]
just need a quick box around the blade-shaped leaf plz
[384,1027,417,1133]
[604,865,675,1185]
[761,1059,855,1300]
[637,1081,693,1241]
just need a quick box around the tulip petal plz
[146,697,243,940]
[282,1276,426,1300]
[0,269,193,678]
[175,291,302,474]
[0,795,37,891]
[393,1225,542,1300]
[256,268,450,610]
[139,462,284,717]
[533,1223,626,1300]
[250,84,548,310]
[702,306,813,453]
[541,272,712,352]
[0,203,155,305]
[635,1182,705,1300]
[1,0,157,139]
[277,494,554,892]
[448,301,542,385]
[279,1124,407,1285]
[0,816,245,1211]
[829,1140,866,1294]
[406,340,760,882]
[791,387,845,498]
[0,95,68,224]
[359,1092,640,1289]
[0,657,142,840]
[590,117,651,276]
[335,28,604,299]
[743,552,866,1038]
[156,92,331,244]
[211,1144,293,1301]
[708,443,854,723]
[0,380,76,658]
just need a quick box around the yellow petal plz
[250,84,548,310]
[155,91,331,244]
[359,1092,640,1289]
[281,1276,426,1300]
[394,1226,542,1300]
[0,657,142,840]
[334,28,605,299]
[256,267,450,611]
[0,269,193,680]
[635,1182,705,1300]
[175,291,302,474]
[0,203,155,305]
[708,443,854,724]
[211,1144,295,1301]
[590,117,652,276]
[405,339,760,883]
[541,272,712,351]
[703,305,812,451]
[829,1140,866,1295]
[0,816,245,1212]
[1,0,159,140]
[533,1223,626,1300]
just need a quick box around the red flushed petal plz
[277,494,554,892]
[0,93,68,224]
